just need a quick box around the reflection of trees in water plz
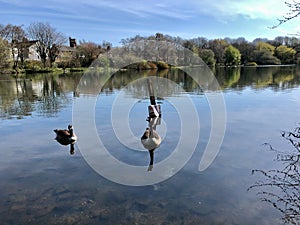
[0,77,35,119]
[1,66,300,119]
[214,67,241,88]
[249,125,300,224]
[78,68,204,97]
[215,66,300,90]
[0,73,82,119]
[101,69,203,96]
[78,66,300,97]
[35,75,67,117]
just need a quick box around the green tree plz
[275,45,296,64]
[256,41,275,54]
[199,49,216,66]
[208,39,228,64]
[0,37,9,68]
[224,45,241,66]
[251,41,281,65]
[251,50,281,65]
[232,40,255,64]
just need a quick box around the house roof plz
[60,46,77,52]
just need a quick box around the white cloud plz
[78,0,194,20]
[81,0,292,23]
[182,0,289,20]
[0,0,291,21]
[1,0,299,43]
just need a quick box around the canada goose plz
[54,125,77,155]
[141,127,161,171]
[54,124,77,144]
[141,127,161,150]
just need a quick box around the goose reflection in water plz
[141,105,162,171]
[54,124,77,155]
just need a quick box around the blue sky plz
[0,0,299,46]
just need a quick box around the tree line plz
[122,33,300,66]
[0,22,111,73]
[1,22,300,74]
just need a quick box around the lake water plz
[0,66,300,224]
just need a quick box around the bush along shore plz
[0,60,172,75]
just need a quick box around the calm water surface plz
[0,66,300,224]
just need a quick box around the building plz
[10,38,40,62]
[56,37,78,62]
[10,37,78,63]
[69,37,77,48]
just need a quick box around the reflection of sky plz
[218,86,300,172]
[96,92,182,166]
[225,86,300,129]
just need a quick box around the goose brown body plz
[141,128,161,150]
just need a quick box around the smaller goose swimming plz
[54,125,77,142]
[54,125,77,155]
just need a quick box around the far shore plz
[1,63,299,76]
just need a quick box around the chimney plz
[69,37,77,48]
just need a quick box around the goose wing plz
[54,129,71,137]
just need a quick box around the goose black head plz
[141,128,150,140]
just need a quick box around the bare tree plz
[0,23,12,39]
[1,24,26,43]
[249,125,300,224]
[271,1,300,28]
[27,22,66,67]
[77,41,102,67]
[0,24,27,69]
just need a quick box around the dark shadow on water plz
[249,124,300,224]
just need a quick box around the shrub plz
[224,45,241,66]
[199,49,216,66]
[147,61,157,69]
[245,62,257,66]
[156,61,169,70]
[251,50,281,65]
[24,60,43,72]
